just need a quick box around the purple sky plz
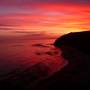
[0,0,90,4]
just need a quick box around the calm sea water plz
[0,38,66,82]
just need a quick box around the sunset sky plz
[0,0,90,36]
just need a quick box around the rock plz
[54,31,90,55]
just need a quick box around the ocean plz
[0,37,66,88]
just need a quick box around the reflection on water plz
[0,39,66,85]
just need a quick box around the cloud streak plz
[0,1,90,34]
[0,0,90,5]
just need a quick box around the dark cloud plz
[0,24,18,31]
[0,24,17,27]
[0,27,13,30]
[13,31,42,34]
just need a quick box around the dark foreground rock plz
[54,31,90,55]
